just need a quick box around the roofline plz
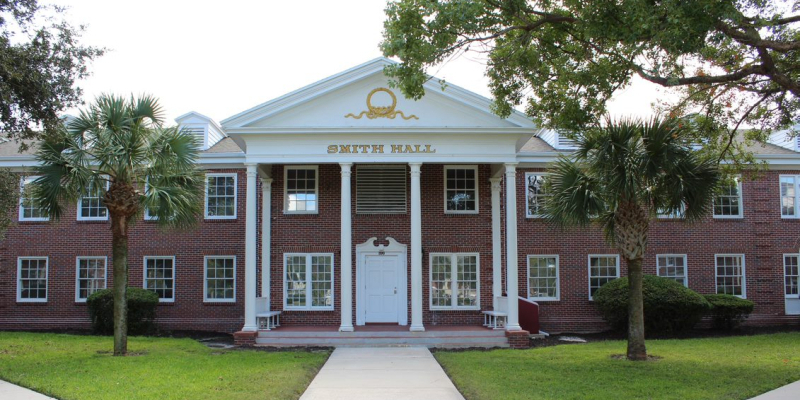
[226,127,537,135]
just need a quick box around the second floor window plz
[713,177,742,218]
[526,173,549,218]
[285,166,318,213]
[206,174,237,219]
[444,166,478,213]
[780,175,799,218]
[19,176,48,221]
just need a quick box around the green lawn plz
[435,332,800,400]
[0,332,329,400]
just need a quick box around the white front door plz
[364,254,400,323]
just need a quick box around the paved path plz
[0,380,55,400]
[750,380,800,400]
[300,347,464,400]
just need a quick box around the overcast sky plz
[51,0,662,125]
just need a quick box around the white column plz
[504,163,522,331]
[490,177,502,311]
[242,163,258,332]
[260,177,273,303]
[339,163,354,332]
[409,162,425,332]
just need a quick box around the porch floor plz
[255,324,509,348]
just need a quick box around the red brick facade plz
[1,165,799,334]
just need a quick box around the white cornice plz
[226,127,536,135]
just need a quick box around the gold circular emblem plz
[366,88,397,116]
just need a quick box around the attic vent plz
[796,136,800,151]
[183,127,204,137]
[356,165,407,214]
[557,133,577,149]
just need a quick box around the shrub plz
[594,275,711,334]
[87,288,159,335]
[704,294,755,330]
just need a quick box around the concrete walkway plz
[750,380,800,400]
[300,347,464,400]
[0,380,55,400]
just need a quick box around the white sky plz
[51,0,662,125]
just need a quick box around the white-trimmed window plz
[144,256,175,302]
[78,181,109,221]
[657,204,685,219]
[17,257,48,302]
[204,256,235,302]
[527,255,559,301]
[205,173,237,219]
[284,166,318,214]
[715,254,746,298]
[588,255,620,300]
[284,253,333,310]
[713,177,743,218]
[656,254,688,286]
[429,253,480,309]
[525,173,549,218]
[19,176,48,221]
[444,165,478,214]
[780,175,799,218]
[784,254,799,299]
[76,257,107,301]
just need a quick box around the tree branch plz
[633,64,766,87]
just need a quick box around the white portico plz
[220,58,540,339]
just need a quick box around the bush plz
[594,275,711,334]
[704,294,755,330]
[87,288,159,335]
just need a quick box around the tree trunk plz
[111,215,129,356]
[626,257,647,360]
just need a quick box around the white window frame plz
[712,176,743,219]
[17,256,48,302]
[527,255,560,301]
[19,176,49,222]
[203,256,236,303]
[783,254,799,300]
[428,252,481,310]
[443,165,479,214]
[780,175,800,219]
[77,179,110,221]
[525,172,550,218]
[714,254,746,298]
[656,254,688,287]
[143,256,176,303]
[75,256,108,302]
[205,173,238,219]
[284,165,319,215]
[657,204,685,219]
[143,179,157,221]
[282,253,335,311]
[588,254,620,301]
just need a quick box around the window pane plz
[589,256,618,298]
[286,168,317,212]
[716,255,744,296]
[785,255,799,296]
[207,175,236,217]
[781,177,796,216]
[528,256,558,299]
[713,178,741,217]
[77,258,106,300]
[526,174,550,217]
[431,256,452,307]
[657,255,687,286]
[19,258,47,300]
[456,255,478,307]
[205,257,235,300]
[311,256,332,307]
[145,258,174,301]
[445,168,478,212]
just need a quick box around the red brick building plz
[1,58,799,343]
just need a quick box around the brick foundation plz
[233,331,257,346]
[505,330,531,349]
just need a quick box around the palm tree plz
[33,94,204,356]
[544,117,720,360]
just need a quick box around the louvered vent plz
[557,132,577,149]
[356,165,407,214]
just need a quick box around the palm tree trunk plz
[626,257,647,360]
[111,215,129,356]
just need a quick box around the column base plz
[409,325,425,332]
[241,324,258,332]
[339,325,354,332]
[505,323,523,331]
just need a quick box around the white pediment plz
[221,58,537,131]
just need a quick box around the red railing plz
[518,296,540,334]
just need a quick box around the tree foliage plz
[381,0,800,166]
[0,0,103,147]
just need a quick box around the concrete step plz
[257,330,505,339]
[256,336,507,345]
[254,341,510,349]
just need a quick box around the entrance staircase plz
[255,325,509,348]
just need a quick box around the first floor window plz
[284,253,333,310]
[206,174,237,219]
[525,173,549,218]
[430,253,480,309]
[781,175,799,218]
[205,256,235,301]
[527,255,559,300]
[589,255,619,300]
[784,254,798,298]
[144,256,175,302]
[285,166,318,213]
[713,177,742,218]
[76,257,107,301]
[715,254,745,297]
[18,257,47,301]
[19,176,48,221]
[444,166,478,213]
[656,254,687,286]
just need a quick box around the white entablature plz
[221,57,540,164]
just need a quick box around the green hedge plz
[594,275,711,334]
[704,294,755,330]
[87,288,159,335]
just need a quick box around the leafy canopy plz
[32,94,204,228]
[381,0,800,165]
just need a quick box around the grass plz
[435,332,800,400]
[0,332,329,400]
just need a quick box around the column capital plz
[504,163,518,175]
[409,162,422,176]
[245,163,258,176]
[340,163,353,177]
[490,177,502,192]
[260,177,273,188]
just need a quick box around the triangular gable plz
[221,58,537,130]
